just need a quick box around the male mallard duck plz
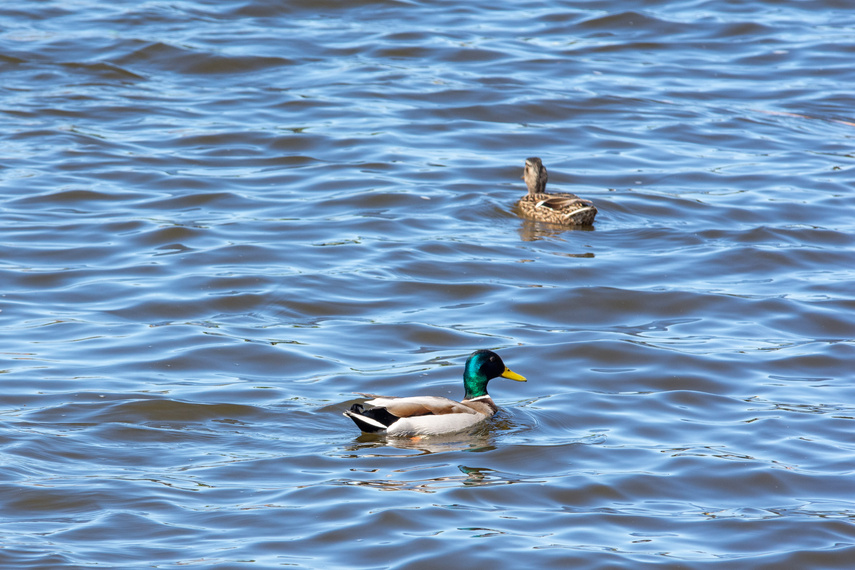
[344,349,526,437]
[517,157,597,225]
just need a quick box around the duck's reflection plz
[346,428,496,454]
[517,218,597,243]
[335,424,549,492]
[332,463,545,493]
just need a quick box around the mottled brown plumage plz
[517,157,597,225]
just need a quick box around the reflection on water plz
[334,464,547,494]
[349,432,495,455]
[516,218,598,243]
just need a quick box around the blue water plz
[2,1,855,568]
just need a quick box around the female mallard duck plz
[517,157,597,225]
[344,349,526,437]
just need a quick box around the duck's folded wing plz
[536,195,591,210]
[365,395,478,417]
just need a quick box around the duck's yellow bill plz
[501,367,527,382]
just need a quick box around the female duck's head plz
[523,157,548,194]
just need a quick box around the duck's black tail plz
[343,403,398,433]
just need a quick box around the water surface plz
[2,0,855,568]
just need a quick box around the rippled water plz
[3,0,855,567]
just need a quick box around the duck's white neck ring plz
[466,395,492,401]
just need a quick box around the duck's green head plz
[463,349,526,399]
